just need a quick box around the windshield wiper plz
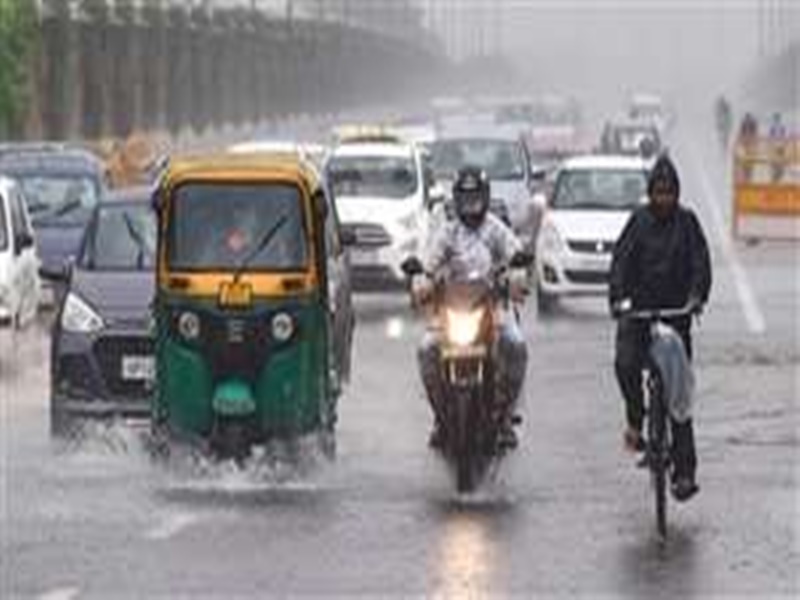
[122,212,150,269]
[52,198,84,219]
[231,214,289,283]
[563,201,615,210]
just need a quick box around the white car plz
[326,137,428,291]
[629,93,670,136]
[0,176,40,333]
[535,156,649,311]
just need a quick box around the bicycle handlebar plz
[620,305,699,321]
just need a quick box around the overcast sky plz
[424,0,794,115]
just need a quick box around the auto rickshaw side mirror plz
[401,256,424,277]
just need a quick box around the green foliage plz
[0,0,38,137]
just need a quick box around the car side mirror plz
[426,182,446,210]
[530,166,547,183]
[510,251,534,269]
[401,256,424,277]
[340,224,357,247]
[15,232,34,255]
[40,258,73,283]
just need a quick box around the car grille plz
[351,223,392,248]
[567,240,616,254]
[564,270,609,285]
[94,336,154,397]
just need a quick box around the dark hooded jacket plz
[609,155,712,312]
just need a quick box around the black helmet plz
[453,166,490,229]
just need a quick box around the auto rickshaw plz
[151,153,353,460]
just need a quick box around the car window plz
[328,156,419,199]
[430,140,526,181]
[16,175,100,225]
[85,205,157,271]
[168,183,308,272]
[0,193,8,252]
[553,169,647,210]
[8,186,27,246]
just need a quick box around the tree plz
[0,0,38,138]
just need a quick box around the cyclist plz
[609,154,712,502]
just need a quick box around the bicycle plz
[621,305,697,540]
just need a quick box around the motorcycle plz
[402,252,531,492]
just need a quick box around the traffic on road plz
[1,3,797,598]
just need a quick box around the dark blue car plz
[0,148,108,304]
[50,189,155,436]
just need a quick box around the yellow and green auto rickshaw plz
[151,153,355,459]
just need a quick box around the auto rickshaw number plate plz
[219,281,254,308]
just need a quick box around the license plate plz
[578,257,609,271]
[121,356,155,381]
[351,249,379,266]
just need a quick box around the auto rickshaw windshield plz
[167,182,308,272]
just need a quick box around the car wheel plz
[49,404,74,438]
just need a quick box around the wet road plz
[2,120,798,599]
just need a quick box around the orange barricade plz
[732,136,800,240]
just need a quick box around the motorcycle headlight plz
[446,309,483,347]
[271,312,295,342]
[61,292,104,333]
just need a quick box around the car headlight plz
[446,309,483,347]
[271,312,295,342]
[178,311,201,341]
[539,223,566,254]
[61,292,104,333]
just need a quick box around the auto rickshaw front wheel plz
[211,416,255,463]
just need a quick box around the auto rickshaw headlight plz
[178,311,201,341]
[271,312,295,342]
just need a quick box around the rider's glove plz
[611,298,633,319]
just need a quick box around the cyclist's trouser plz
[615,318,697,478]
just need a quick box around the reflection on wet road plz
[2,120,798,598]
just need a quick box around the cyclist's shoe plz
[428,422,446,449]
[624,427,646,453]
[671,476,700,502]
[636,452,651,469]
[497,421,519,450]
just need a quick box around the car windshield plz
[553,169,647,210]
[430,140,526,181]
[16,175,100,224]
[168,183,308,272]
[86,205,157,271]
[328,155,418,199]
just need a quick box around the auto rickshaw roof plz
[160,152,321,192]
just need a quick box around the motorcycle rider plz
[413,167,528,449]
[610,154,712,502]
